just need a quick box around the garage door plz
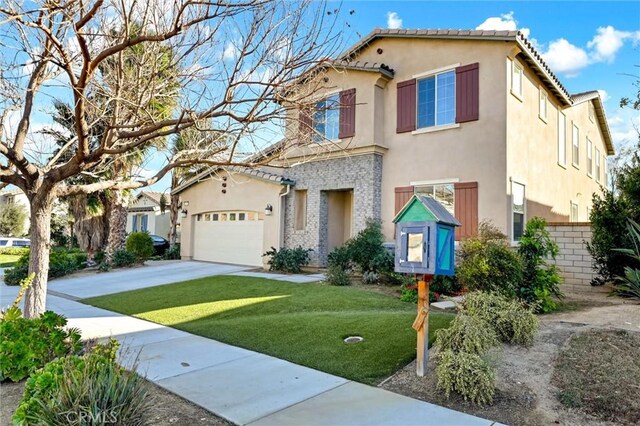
[192,211,264,266]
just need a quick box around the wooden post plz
[415,274,431,377]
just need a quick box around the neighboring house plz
[174,29,614,267]
[0,188,30,236]
[126,191,173,239]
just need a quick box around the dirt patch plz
[380,321,624,426]
[553,329,640,424]
[0,380,230,426]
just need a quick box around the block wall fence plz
[545,222,608,294]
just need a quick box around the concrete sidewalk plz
[1,264,499,426]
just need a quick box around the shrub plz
[344,219,387,273]
[612,219,640,298]
[431,274,463,296]
[14,340,151,426]
[164,243,181,260]
[462,291,539,347]
[435,314,499,356]
[325,264,351,286]
[517,217,562,312]
[362,271,379,284]
[457,222,523,298]
[0,247,29,256]
[126,232,154,262]
[327,245,352,270]
[112,249,136,268]
[0,308,82,382]
[93,250,106,265]
[399,277,418,303]
[4,248,87,286]
[263,246,312,273]
[436,350,495,406]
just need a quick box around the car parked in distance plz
[0,238,31,248]
[150,235,170,256]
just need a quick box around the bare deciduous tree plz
[0,0,345,317]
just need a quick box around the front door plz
[327,190,353,253]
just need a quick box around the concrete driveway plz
[48,260,249,299]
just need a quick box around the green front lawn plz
[84,276,454,384]
[0,254,21,268]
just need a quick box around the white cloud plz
[476,12,532,45]
[597,89,610,102]
[222,42,237,61]
[386,12,402,30]
[607,111,639,151]
[540,38,590,77]
[587,26,640,63]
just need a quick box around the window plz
[196,214,202,221]
[313,94,340,141]
[229,213,236,221]
[212,213,219,221]
[595,148,601,182]
[603,157,608,187]
[414,183,455,215]
[238,213,246,221]
[539,88,548,122]
[589,102,595,122]
[572,123,580,167]
[512,182,525,241]
[570,202,579,222]
[558,112,566,166]
[294,189,307,231]
[220,213,227,221]
[511,61,523,99]
[417,70,456,128]
[586,138,593,177]
[204,213,211,221]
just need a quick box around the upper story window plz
[595,148,601,182]
[572,123,580,168]
[313,94,340,142]
[603,156,608,187]
[539,88,548,122]
[586,138,593,177]
[414,183,455,215]
[589,102,596,122]
[417,70,456,129]
[511,61,523,99]
[558,111,567,167]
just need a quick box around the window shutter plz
[338,88,356,138]
[454,182,478,240]
[395,186,414,215]
[396,79,416,133]
[455,63,479,123]
[298,108,313,138]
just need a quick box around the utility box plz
[393,195,461,276]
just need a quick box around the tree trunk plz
[105,189,128,259]
[23,195,54,319]
[169,196,179,248]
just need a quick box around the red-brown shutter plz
[339,88,356,138]
[454,182,479,240]
[395,186,415,214]
[298,108,313,138]
[396,79,416,133]
[455,63,480,123]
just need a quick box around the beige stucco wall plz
[506,55,609,234]
[177,171,286,266]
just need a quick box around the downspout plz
[278,184,291,248]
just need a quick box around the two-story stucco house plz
[174,29,614,267]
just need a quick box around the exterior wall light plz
[265,204,273,216]
[181,209,188,218]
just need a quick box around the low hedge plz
[4,248,88,286]
[0,247,30,256]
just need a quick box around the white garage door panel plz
[193,220,264,266]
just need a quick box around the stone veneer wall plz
[282,153,383,266]
[546,222,607,294]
